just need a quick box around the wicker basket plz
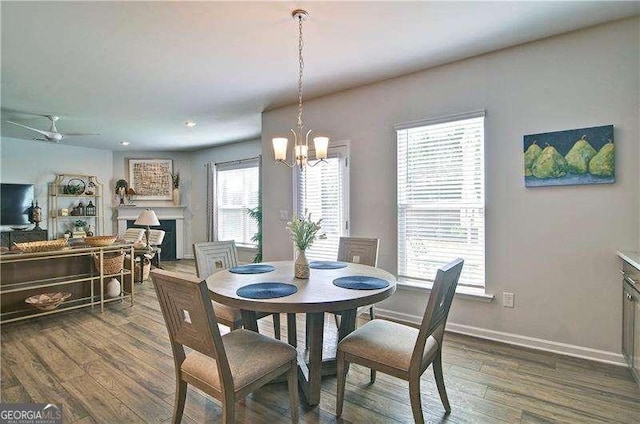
[124,256,151,281]
[84,235,117,247]
[14,239,68,253]
[93,251,125,275]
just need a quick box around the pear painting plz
[524,141,542,177]
[531,144,567,178]
[565,135,597,174]
[588,140,615,177]
[524,125,614,187]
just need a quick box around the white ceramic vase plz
[106,278,121,298]
[173,188,180,206]
[295,250,310,279]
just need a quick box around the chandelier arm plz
[276,158,296,168]
[306,158,327,168]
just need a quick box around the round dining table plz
[206,260,396,405]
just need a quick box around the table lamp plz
[134,208,160,250]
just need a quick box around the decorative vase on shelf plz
[295,250,310,279]
[106,278,121,298]
[173,188,180,206]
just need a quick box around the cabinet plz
[0,244,134,324]
[620,253,640,386]
[49,173,104,238]
[0,229,47,248]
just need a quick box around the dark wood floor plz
[2,259,639,423]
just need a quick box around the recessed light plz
[185,121,196,127]
[120,141,130,146]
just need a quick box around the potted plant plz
[286,212,322,278]
[171,172,180,206]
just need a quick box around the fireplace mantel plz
[115,206,186,259]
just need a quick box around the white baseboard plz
[182,253,194,260]
[375,308,626,367]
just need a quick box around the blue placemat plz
[236,282,298,299]
[309,261,348,269]
[229,264,275,274]
[333,276,390,290]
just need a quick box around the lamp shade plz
[272,137,288,161]
[134,209,160,226]
[313,136,329,160]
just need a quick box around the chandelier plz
[272,9,329,169]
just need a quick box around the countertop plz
[617,251,640,270]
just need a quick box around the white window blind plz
[215,158,259,247]
[296,146,349,261]
[396,112,485,288]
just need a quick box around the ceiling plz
[1,1,638,152]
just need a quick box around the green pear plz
[565,135,597,174]
[532,144,567,178]
[524,141,542,175]
[588,140,615,177]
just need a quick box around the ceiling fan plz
[6,115,99,142]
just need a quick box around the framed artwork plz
[127,158,173,200]
[524,124,614,187]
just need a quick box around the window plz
[215,158,260,247]
[396,111,485,289]
[295,145,349,261]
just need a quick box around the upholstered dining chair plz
[151,269,298,424]
[193,241,281,339]
[336,258,464,424]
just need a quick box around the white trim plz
[394,109,486,131]
[375,308,626,366]
[397,277,494,302]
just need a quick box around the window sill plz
[396,277,494,303]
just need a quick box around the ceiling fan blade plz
[62,132,100,136]
[6,120,51,137]
[33,137,57,143]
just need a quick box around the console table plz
[0,229,47,248]
[0,244,135,323]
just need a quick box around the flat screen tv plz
[0,183,35,226]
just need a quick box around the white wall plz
[0,137,114,236]
[262,18,640,358]
[188,140,261,257]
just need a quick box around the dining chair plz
[330,237,380,333]
[193,241,281,339]
[336,258,464,423]
[151,269,298,424]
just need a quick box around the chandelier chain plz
[297,14,305,136]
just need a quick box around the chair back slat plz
[152,269,227,361]
[411,258,464,369]
[337,237,379,267]
[123,228,145,243]
[193,241,239,279]
[148,229,165,246]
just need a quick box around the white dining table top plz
[205,261,397,314]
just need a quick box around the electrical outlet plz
[279,210,289,221]
[503,292,515,308]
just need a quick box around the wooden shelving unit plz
[0,244,135,324]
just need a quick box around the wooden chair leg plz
[433,352,451,413]
[370,369,376,384]
[222,395,235,424]
[287,360,299,424]
[273,313,281,340]
[409,379,424,424]
[369,306,375,320]
[334,313,341,328]
[172,379,187,424]
[336,351,348,417]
